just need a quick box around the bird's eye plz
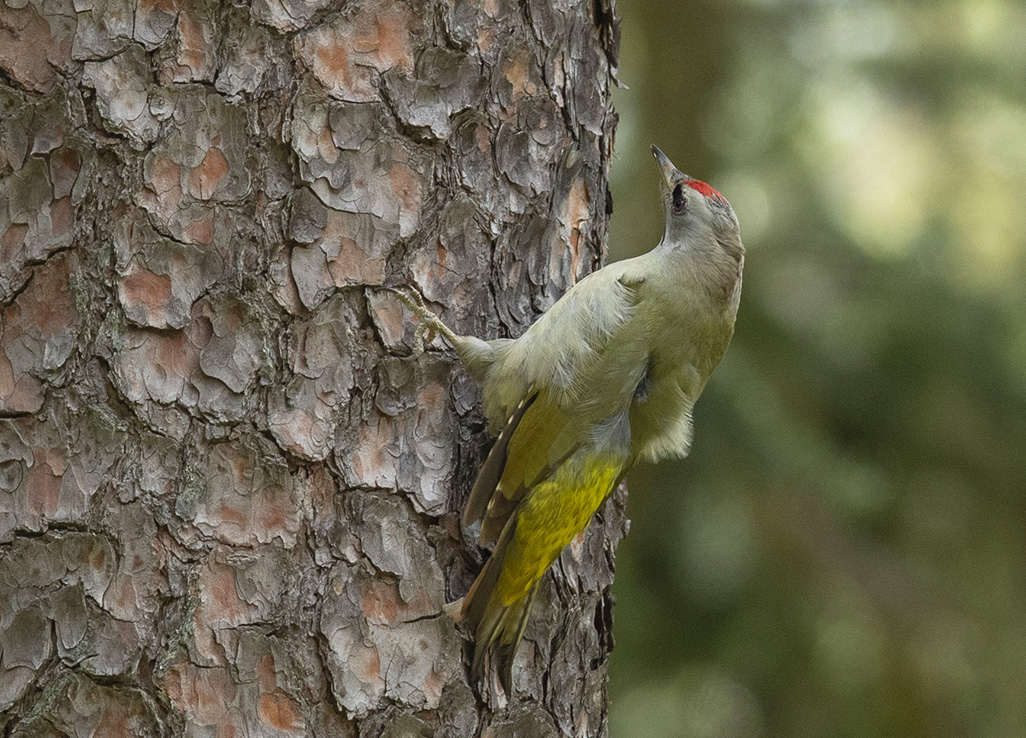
[672,184,687,214]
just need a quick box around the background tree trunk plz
[1,0,621,735]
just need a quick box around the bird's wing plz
[478,266,646,426]
[462,392,538,528]
[473,389,584,542]
[465,267,647,540]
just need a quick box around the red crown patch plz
[686,180,726,203]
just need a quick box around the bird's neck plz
[656,237,744,311]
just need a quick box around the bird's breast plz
[624,301,736,462]
[626,356,702,462]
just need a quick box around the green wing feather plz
[462,393,538,529]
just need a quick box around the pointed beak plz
[651,145,684,190]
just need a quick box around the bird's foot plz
[383,286,458,355]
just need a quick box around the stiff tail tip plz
[462,581,540,699]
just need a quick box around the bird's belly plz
[628,361,702,462]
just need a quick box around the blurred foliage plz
[606,1,1026,736]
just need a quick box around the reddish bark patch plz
[188,147,229,200]
[193,557,258,660]
[502,50,537,99]
[1,223,29,263]
[26,450,63,518]
[365,290,405,350]
[154,329,197,379]
[563,176,591,280]
[256,652,277,691]
[477,26,495,54]
[120,267,173,318]
[207,563,246,616]
[182,212,215,244]
[258,692,305,734]
[388,159,421,214]
[176,13,213,80]
[0,352,15,398]
[349,413,398,488]
[267,406,320,459]
[0,362,43,412]
[161,658,238,725]
[0,253,79,411]
[416,381,445,411]
[314,40,352,90]
[117,325,201,405]
[48,149,82,198]
[326,236,386,286]
[47,195,74,240]
[257,496,288,538]
[138,0,180,12]
[352,642,382,683]
[147,156,184,211]
[28,274,73,337]
[191,443,300,547]
[93,699,143,738]
[314,208,393,290]
[297,2,415,101]
[361,580,400,624]
[367,10,410,67]
[0,3,65,93]
[423,667,447,705]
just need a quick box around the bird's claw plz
[382,286,458,355]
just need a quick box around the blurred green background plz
[606,1,1026,736]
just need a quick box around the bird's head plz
[651,145,744,267]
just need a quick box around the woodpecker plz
[392,146,744,694]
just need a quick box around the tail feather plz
[461,449,627,693]
[466,580,539,693]
[486,584,539,693]
[462,517,539,694]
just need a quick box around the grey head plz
[651,145,744,266]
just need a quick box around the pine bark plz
[0,0,621,735]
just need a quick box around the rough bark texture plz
[0,0,621,735]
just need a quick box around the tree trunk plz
[0,0,621,735]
